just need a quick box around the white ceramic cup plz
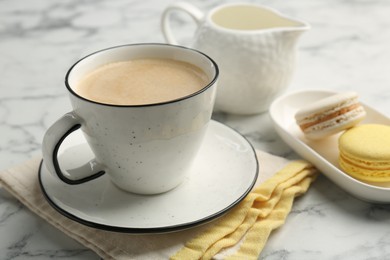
[42,43,218,195]
[161,2,309,114]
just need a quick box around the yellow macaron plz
[338,124,390,182]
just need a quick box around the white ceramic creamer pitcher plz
[162,2,309,114]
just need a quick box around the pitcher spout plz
[258,5,310,33]
[262,6,310,48]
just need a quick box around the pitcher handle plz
[42,112,106,185]
[161,2,204,45]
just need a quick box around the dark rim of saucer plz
[37,121,259,234]
[64,43,219,108]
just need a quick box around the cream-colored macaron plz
[295,92,366,140]
[339,124,390,182]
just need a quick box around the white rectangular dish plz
[270,89,390,203]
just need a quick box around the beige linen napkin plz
[0,150,317,259]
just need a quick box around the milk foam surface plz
[75,58,208,105]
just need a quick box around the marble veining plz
[1,0,390,259]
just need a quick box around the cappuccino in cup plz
[74,58,209,105]
[42,44,218,194]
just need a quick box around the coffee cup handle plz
[161,2,204,45]
[42,112,106,184]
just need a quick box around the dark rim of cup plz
[64,43,219,107]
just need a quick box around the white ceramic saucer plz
[270,89,390,203]
[39,120,258,233]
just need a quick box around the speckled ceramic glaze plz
[162,2,309,114]
[39,120,258,233]
[42,43,218,194]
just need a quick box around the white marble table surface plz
[1,0,390,259]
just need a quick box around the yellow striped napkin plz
[172,159,318,260]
